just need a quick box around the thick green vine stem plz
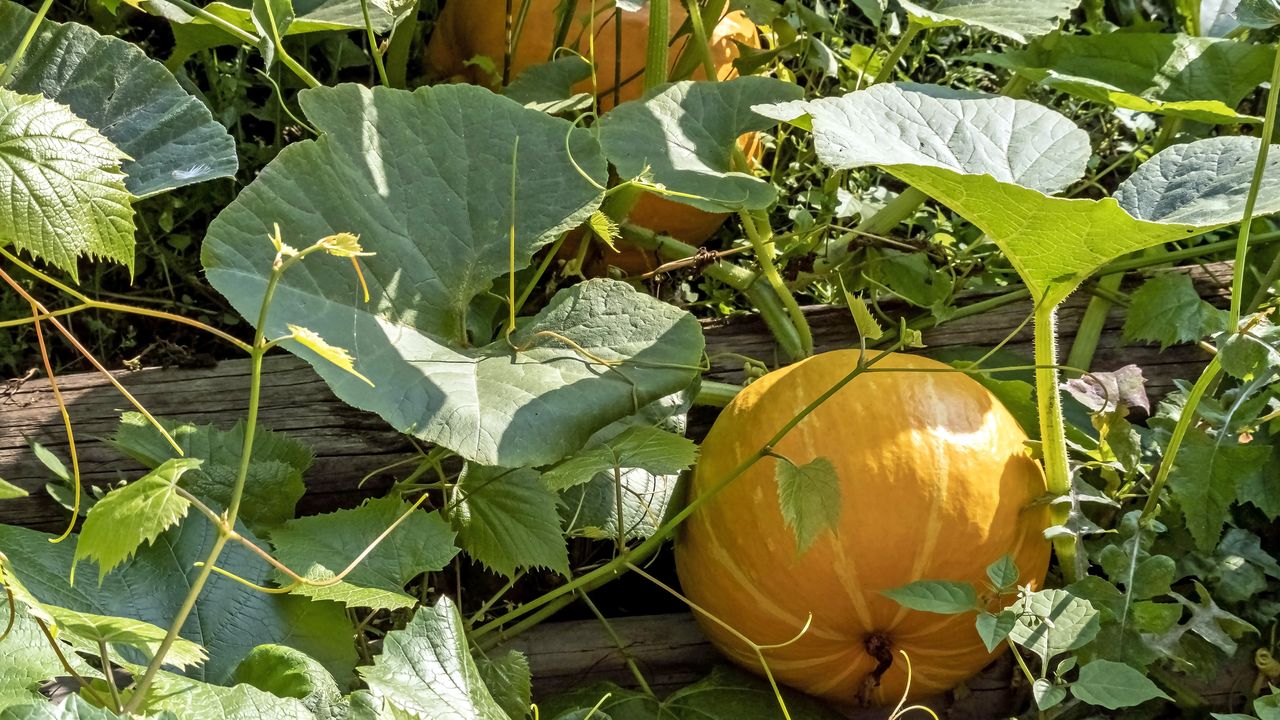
[619,223,806,359]
[741,210,814,358]
[1034,304,1081,583]
[1230,42,1280,329]
[1141,357,1221,520]
[643,0,669,91]
[870,22,921,85]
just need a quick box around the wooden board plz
[0,262,1228,531]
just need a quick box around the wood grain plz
[0,261,1228,532]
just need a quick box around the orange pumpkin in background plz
[675,350,1051,706]
[426,1,764,271]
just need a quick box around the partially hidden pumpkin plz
[425,0,763,269]
[674,350,1051,706]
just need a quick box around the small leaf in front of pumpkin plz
[774,455,841,554]
[1033,678,1067,710]
[839,277,882,342]
[1069,659,1171,709]
[986,554,1020,592]
[882,580,980,615]
[976,609,1017,652]
[286,325,374,387]
[1009,588,1100,663]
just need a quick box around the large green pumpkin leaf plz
[268,496,458,610]
[73,458,201,583]
[763,84,1280,306]
[897,0,1081,43]
[0,88,133,282]
[597,78,803,213]
[970,33,1275,124]
[109,412,312,534]
[360,597,508,720]
[203,84,703,468]
[0,0,237,198]
[0,518,354,686]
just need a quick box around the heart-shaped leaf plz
[0,88,133,281]
[204,84,703,467]
[763,84,1280,306]
[0,0,237,198]
[970,33,1275,124]
[897,0,1081,43]
[598,77,804,213]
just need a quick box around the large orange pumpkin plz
[426,0,763,264]
[675,350,1051,706]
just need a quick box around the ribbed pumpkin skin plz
[426,1,761,261]
[675,350,1051,706]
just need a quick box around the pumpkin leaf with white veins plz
[598,77,803,213]
[361,597,508,720]
[268,496,458,610]
[970,33,1275,124]
[73,458,202,584]
[455,465,569,578]
[0,88,133,282]
[762,84,1280,307]
[203,84,704,468]
[896,0,1081,43]
[0,0,237,198]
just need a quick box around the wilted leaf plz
[1062,364,1150,415]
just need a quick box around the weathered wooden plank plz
[0,262,1228,530]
